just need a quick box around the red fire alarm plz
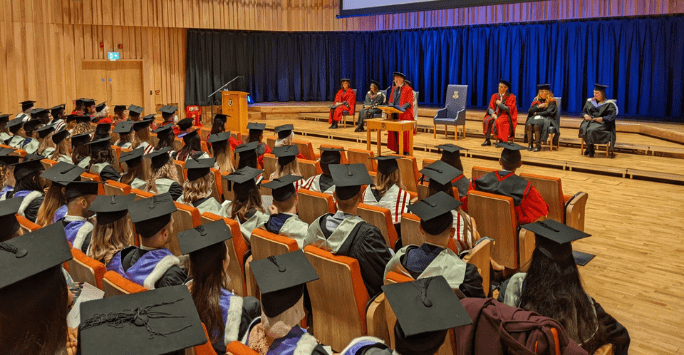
[100,42,104,48]
[118,44,123,49]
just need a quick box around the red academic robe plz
[463,171,549,225]
[483,93,518,142]
[387,85,416,153]
[328,89,357,124]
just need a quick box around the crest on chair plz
[452,91,459,99]
[446,85,468,111]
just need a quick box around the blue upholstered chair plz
[546,97,562,150]
[433,85,468,140]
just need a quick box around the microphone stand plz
[208,76,242,123]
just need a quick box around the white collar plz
[63,215,86,222]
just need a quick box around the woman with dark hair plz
[525,84,559,152]
[175,130,208,161]
[208,132,235,173]
[6,157,45,222]
[579,84,618,157]
[0,149,19,200]
[179,220,261,353]
[235,141,260,172]
[118,148,147,190]
[328,78,356,129]
[240,123,270,169]
[224,167,268,246]
[86,137,121,183]
[499,221,630,355]
[152,124,177,153]
[112,105,127,124]
[0,114,12,143]
[71,132,92,169]
[0,198,26,241]
[355,80,385,132]
[436,144,469,205]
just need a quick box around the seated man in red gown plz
[482,79,518,146]
[328,78,356,129]
[464,142,548,225]
[387,72,415,155]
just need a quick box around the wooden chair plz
[292,139,317,160]
[461,238,492,296]
[226,341,259,355]
[422,158,436,169]
[104,181,132,196]
[319,143,349,164]
[565,192,589,232]
[201,141,210,154]
[111,145,122,173]
[173,160,186,185]
[580,138,611,158]
[266,136,276,150]
[416,181,430,201]
[520,173,589,231]
[101,270,147,297]
[347,148,377,172]
[40,159,57,171]
[81,172,105,195]
[131,188,155,200]
[201,213,249,297]
[545,97,562,151]
[262,153,277,179]
[297,189,336,224]
[471,166,497,180]
[169,202,202,256]
[389,154,420,193]
[68,249,107,290]
[246,229,299,298]
[593,344,614,355]
[357,203,398,249]
[304,245,370,352]
[209,168,223,202]
[299,159,322,180]
[173,138,184,152]
[16,215,41,233]
[221,173,235,203]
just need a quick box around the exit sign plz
[108,52,120,61]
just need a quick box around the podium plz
[221,91,249,133]
[366,114,415,157]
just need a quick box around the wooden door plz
[106,61,143,106]
[78,61,108,103]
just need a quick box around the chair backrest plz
[168,202,201,256]
[248,229,300,298]
[422,158,436,169]
[41,159,57,171]
[209,168,223,202]
[102,270,147,297]
[389,154,420,193]
[104,181,132,196]
[593,344,614,355]
[298,159,322,180]
[292,140,316,161]
[221,173,235,202]
[111,145,121,173]
[131,188,155,200]
[297,189,336,225]
[462,238,492,297]
[173,138,184,151]
[226,341,259,355]
[357,203,398,249]
[445,85,468,114]
[265,136,276,150]
[347,148,377,172]
[565,192,588,232]
[201,212,248,296]
[68,249,107,290]
[416,182,430,201]
[554,97,562,125]
[304,245,370,352]
[520,173,564,223]
[400,213,423,247]
[173,160,186,185]
[16,215,41,233]
[150,133,160,147]
[81,172,105,195]
[467,191,519,269]
[319,144,348,164]
[262,153,277,179]
[471,166,497,180]
[186,323,217,355]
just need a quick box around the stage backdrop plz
[185,15,684,120]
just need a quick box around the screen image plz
[339,0,542,18]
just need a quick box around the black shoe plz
[527,142,534,151]
[329,123,337,129]
[481,140,491,146]
[354,126,364,132]
[584,149,591,156]
[588,151,595,157]
[534,143,541,152]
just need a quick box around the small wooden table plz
[366,117,415,156]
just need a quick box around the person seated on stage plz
[48,128,72,164]
[355,80,385,133]
[178,157,228,216]
[152,124,177,153]
[179,220,261,353]
[384,192,485,298]
[0,148,19,200]
[420,160,475,255]
[363,156,410,237]
[307,163,392,298]
[0,223,73,355]
[37,162,85,227]
[176,117,194,138]
[248,250,328,355]
[303,147,342,195]
[499,221,630,355]
[86,194,135,265]
[6,155,45,222]
[131,117,155,155]
[58,181,98,251]
[175,130,209,161]
[208,131,235,173]
[0,114,11,144]
[270,146,305,189]
[0,198,26,241]
[71,131,93,169]
[144,147,183,201]
[112,120,134,149]
[435,144,469,204]
[85,137,121,182]
[257,175,312,248]
[82,99,97,119]
[329,78,356,129]
[107,193,188,289]
[465,142,549,225]
[118,148,147,190]
[224,166,269,246]
[525,84,559,152]
[579,84,618,157]
[35,124,56,159]
[16,100,35,122]
[127,104,144,122]
[92,122,111,141]
[387,72,415,154]
[112,104,127,124]
[92,102,110,123]
[157,105,179,129]
[482,79,518,146]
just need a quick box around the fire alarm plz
[100,42,104,48]
[118,44,123,49]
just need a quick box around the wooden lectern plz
[366,108,415,156]
[221,91,249,133]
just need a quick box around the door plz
[105,61,144,107]
[78,61,108,104]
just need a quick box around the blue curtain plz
[185,16,684,121]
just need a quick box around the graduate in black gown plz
[524,84,559,152]
[355,80,386,132]
[578,84,618,157]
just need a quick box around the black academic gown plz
[120,247,188,288]
[578,99,618,150]
[524,99,560,145]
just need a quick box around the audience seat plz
[262,153,277,179]
[169,202,202,256]
[357,203,398,250]
[80,172,105,195]
[40,159,57,171]
[564,192,589,232]
[16,215,41,233]
[292,139,317,160]
[150,133,160,147]
[298,159,322,180]
[461,238,492,296]
[210,168,223,202]
[297,189,336,224]
[266,136,276,150]
[68,249,107,290]
[201,141,210,154]
[347,148,377,172]
[201,212,248,297]
[389,154,420,193]
[111,145,122,173]
[422,157,436,169]
[519,173,588,231]
[225,341,259,355]
[304,245,370,352]
[173,160,186,185]
[101,270,147,297]
[593,344,614,355]
[131,188,155,200]
[246,229,299,298]
[471,166,497,180]
[173,138,184,152]
[319,144,348,163]
[104,181,132,196]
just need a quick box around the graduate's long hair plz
[50,137,70,162]
[211,142,235,173]
[72,123,92,136]
[272,159,301,180]
[115,132,132,146]
[244,131,262,144]
[210,117,226,135]
[155,133,175,151]
[13,170,45,194]
[428,180,474,249]
[188,241,229,346]
[72,145,90,167]
[373,169,404,197]
[35,183,67,227]
[228,184,264,223]
[0,121,9,135]
[0,163,15,188]
[132,128,151,150]
[440,152,464,173]
[182,172,214,206]
[145,160,180,193]
[88,216,133,265]
[120,161,148,186]
[534,89,557,104]
[519,245,606,354]
[89,147,116,168]
[176,133,202,161]
[0,265,68,355]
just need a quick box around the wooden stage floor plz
[242,103,684,354]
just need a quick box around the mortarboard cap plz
[89,194,135,225]
[207,132,231,145]
[65,114,81,123]
[250,250,319,318]
[247,122,266,133]
[6,118,24,133]
[436,144,466,156]
[371,156,400,175]
[41,162,85,186]
[594,84,608,93]
[0,114,10,123]
[330,163,372,201]
[537,84,551,91]
[50,104,65,115]
[0,223,72,290]
[214,114,228,123]
[95,102,107,112]
[178,219,231,255]
[521,220,590,260]
[274,124,294,139]
[182,129,199,144]
[119,148,144,168]
[71,132,92,148]
[20,100,36,106]
[176,118,194,131]
[128,193,177,239]
[420,160,462,189]
[159,105,178,116]
[74,98,85,106]
[78,285,206,355]
[113,120,134,134]
[340,78,351,84]
[23,119,42,132]
[0,148,21,165]
[12,155,44,180]
[75,114,91,124]
[223,166,262,198]
[95,122,111,136]
[319,147,343,165]
[152,124,174,139]
[86,137,112,152]
[408,191,461,235]
[263,174,302,202]
[82,99,96,106]
[0,198,23,240]
[499,79,512,89]
[393,72,406,79]
[128,105,144,116]
[51,128,70,145]
[141,114,156,121]
[113,105,127,111]
[273,145,299,166]
[185,157,215,181]
[133,118,153,132]
[404,80,413,88]
[30,108,49,117]
[145,147,172,170]
[383,276,472,354]
[234,141,259,162]
[496,142,526,166]
[370,80,381,88]
[35,124,55,138]
[64,181,100,201]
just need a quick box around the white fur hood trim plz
[143,255,180,290]
[71,221,95,250]
[18,190,43,217]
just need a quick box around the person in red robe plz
[387,72,415,154]
[482,79,518,146]
[463,142,549,225]
[328,78,356,129]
